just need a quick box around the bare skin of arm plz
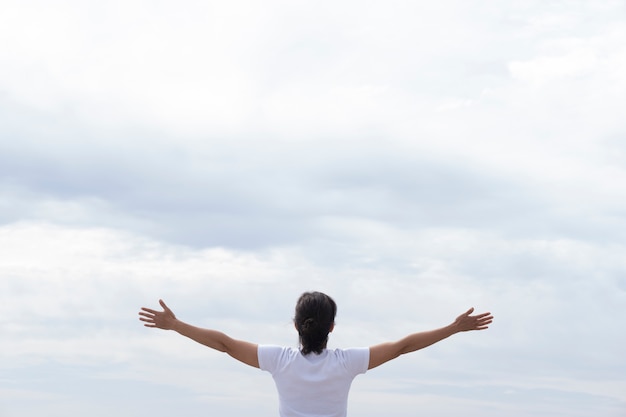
[139,300,259,368]
[368,308,494,370]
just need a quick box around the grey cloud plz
[3,120,623,253]
[0,126,541,250]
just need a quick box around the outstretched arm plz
[139,300,259,368]
[368,307,493,370]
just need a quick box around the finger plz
[159,299,171,312]
[139,317,154,323]
[144,323,157,328]
[138,311,155,318]
[141,307,159,314]
[465,307,475,316]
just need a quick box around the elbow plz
[217,335,235,353]
[397,340,412,356]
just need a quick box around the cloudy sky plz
[1,0,625,416]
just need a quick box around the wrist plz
[447,322,460,335]
[170,318,183,332]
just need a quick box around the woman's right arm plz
[368,308,493,370]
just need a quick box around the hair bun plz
[303,318,316,330]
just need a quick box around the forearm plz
[398,323,458,355]
[171,320,231,352]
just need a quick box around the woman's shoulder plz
[328,347,370,373]
[328,346,369,354]
[258,345,299,354]
[258,345,301,372]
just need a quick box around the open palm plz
[139,299,177,330]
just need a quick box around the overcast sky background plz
[1,1,625,416]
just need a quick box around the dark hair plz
[294,291,337,355]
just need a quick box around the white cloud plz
[1,1,625,416]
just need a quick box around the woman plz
[139,291,493,417]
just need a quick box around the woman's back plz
[258,346,369,417]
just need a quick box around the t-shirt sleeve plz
[341,347,370,376]
[257,345,288,373]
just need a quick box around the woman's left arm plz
[139,299,259,368]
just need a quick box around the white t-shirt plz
[258,346,369,417]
